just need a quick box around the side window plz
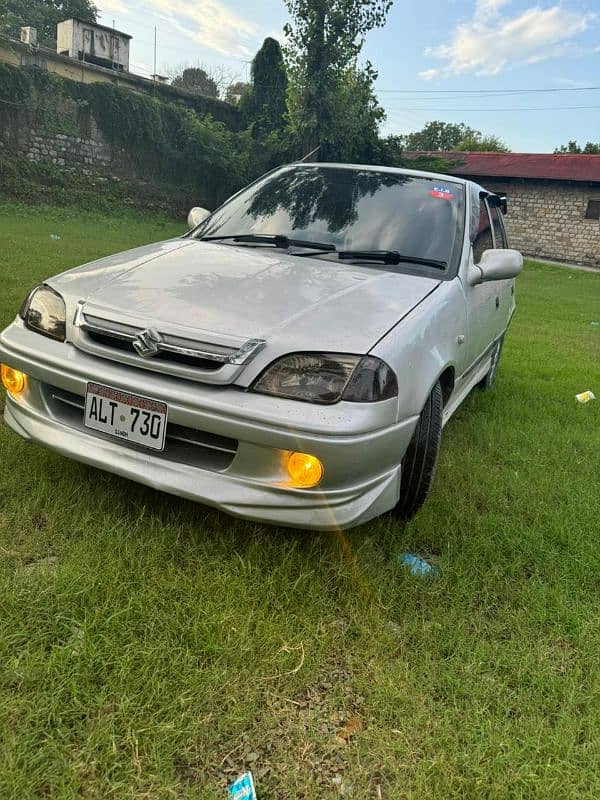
[473,202,493,263]
[489,205,508,248]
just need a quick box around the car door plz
[462,197,504,371]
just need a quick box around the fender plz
[370,279,469,422]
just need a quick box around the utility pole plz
[153,27,157,82]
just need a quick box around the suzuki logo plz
[133,328,162,358]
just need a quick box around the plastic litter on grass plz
[228,772,257,800]
[575,391,596,404]
[50,234,61,240]
[399,553,437,577]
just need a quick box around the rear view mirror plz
[187,207,211,230]
[469,249,523,285]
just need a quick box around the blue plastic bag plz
[228,772,257,800]
[399,553,437,577]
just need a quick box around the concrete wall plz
[57,19,131,72]
[470,177,600,268]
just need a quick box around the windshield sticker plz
[429,186,454,200]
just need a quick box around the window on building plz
[489,205,508,248]
[473,202,494,263]
[584,200,600,220]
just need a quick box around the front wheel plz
[394,381,443,520]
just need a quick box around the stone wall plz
[0,94,138,183]
[0,89,197,213]
[473,177,600,268]
[22,122,113,174]
[0,62,251,213]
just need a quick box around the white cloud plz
[145,0,258,58]
[418,68,440,80]
[475,0,510,19]
[419,1,594,79]
[97,0,130,16]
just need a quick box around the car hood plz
[51,239,440,356]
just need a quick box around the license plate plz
[84,382,168,451]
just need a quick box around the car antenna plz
[300,145,320,162]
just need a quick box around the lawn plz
[0,203,599,800]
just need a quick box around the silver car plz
[0,163,522,530]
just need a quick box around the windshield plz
[194,165,465,274]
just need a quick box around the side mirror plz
[187,207,211,230]
[468,249,523,285]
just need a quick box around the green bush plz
[0,154,180,213]
[0,65,276,210]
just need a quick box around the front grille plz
[73,307,266,379]
[42,385,238,472]
[85,330,223,370]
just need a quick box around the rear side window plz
[473,203,493,263]
[489,205,508,248]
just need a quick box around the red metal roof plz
[403,151,600,183]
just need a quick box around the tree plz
[454,133,509,152]
[247,37,288,135]
[403,120,509,152]
[376,133,405,165]
[326,61,385,161]
[554,140,600,154]
[171,67,218,99]
[224,81,250,106]
[375,133,465,173]
[403,121,471,151]
[284,0,393,154]
[0,0,97,47]
[168,63,243,101]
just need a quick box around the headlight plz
[19,285,66,342]
[251,353,397,404]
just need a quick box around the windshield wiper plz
[200,234,336,251]
[338,250,447,270]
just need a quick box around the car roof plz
[295,161,483,190]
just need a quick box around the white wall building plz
[57,18,131,72]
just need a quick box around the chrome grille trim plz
[166,433,237,454]
[73,302,266,367]
[50,391,84,411]
[82,314,138,341]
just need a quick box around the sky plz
[96,0,599,153]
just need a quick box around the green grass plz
[1,203,599,799]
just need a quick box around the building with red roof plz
[404,152,600,267]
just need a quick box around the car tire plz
[479,335,504,391]
[394,381,443,520]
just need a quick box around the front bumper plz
[0,320,418,530]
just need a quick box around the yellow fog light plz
[1,364,27,395]
[287,452,324,488]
